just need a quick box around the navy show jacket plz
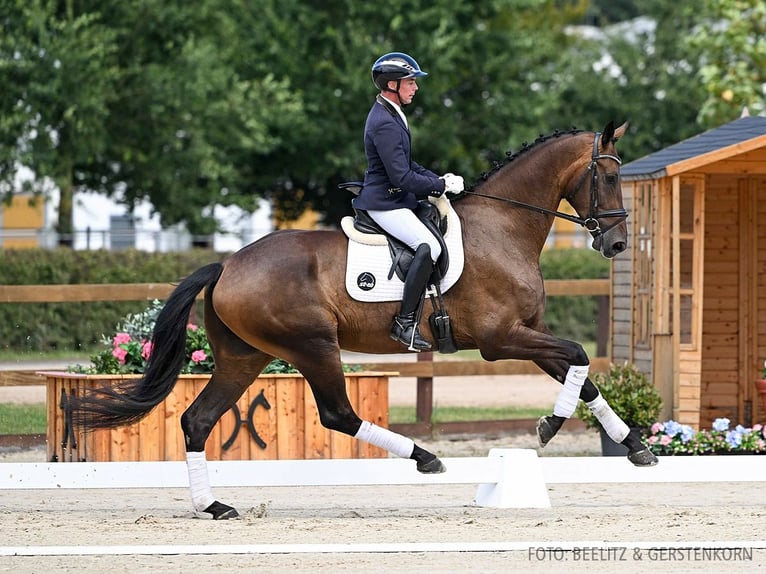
[353,96,445,211]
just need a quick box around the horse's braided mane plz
[465,126,584,192]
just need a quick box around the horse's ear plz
[613,121,628,142]
[602,121,629,147]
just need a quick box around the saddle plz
[339,181,457,354]
[339,181,450,282]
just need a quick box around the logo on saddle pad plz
[342,203,465,303]
[357,272,376,291]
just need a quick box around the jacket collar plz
[376,94,409,131]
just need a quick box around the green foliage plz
[0,249,217,352]
[261,358,299,374]
[540,248,610,342]
[575,362,663,430]
[261,357,362,374]
[688,0,766,125]
[68,299,215,374]
[6,0,750,232]
[0,1,305,236]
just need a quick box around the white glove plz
[441,173,464,195]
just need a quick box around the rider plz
[353,52,464,351]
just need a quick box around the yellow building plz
[0,194,45,248]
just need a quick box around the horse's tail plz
[71,262,224,429]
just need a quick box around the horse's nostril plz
[614,241,627,253]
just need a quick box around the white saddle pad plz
[343,204,464,303]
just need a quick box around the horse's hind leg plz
[295,355,446,474]
[533,358,657,467]
[182,346,274,519]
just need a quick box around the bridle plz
[462,131,628,239]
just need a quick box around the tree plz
[688,0,766,126]
[239,0,592,227]
[0,0,121,245]
[5,0,745,236]
[0,0,306,242]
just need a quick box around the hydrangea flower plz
[664,420,683,437]
[646,418,765,455]
[712,418,730,432]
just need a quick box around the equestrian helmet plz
[371,52,427,90]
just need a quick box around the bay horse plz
[71,120,657,519]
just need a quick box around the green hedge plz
[0,249,220,353]
[540,248,610,343]
[0,247,609,353]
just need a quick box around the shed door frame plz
[738,176,760,423]
[651,175,704,424]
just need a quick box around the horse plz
[71,120,658,520]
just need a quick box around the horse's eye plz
[604,173,619,186]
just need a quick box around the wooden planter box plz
[43,372,390,463]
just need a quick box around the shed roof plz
[621,116,766,181]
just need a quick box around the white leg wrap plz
[186,451,215,512]
[587,394,630,443]
[354,420,414,458]
[553,365,589,418]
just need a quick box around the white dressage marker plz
[2,448,766,510]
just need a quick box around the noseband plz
[463,131,628,239]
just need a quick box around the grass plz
[435,342,598,361]
[0,403,47,434]
[389,405,549,424]
[0,348,93,362]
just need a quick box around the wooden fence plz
[0,280,611,436]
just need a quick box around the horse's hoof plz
[417,456,446,474]
[203,500,240,520]
[628,448,659,467]
[536,416,556,448]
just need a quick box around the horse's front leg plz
[534,357,657,467]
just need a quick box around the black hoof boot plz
[627,448,659,467]
[621,428,659,467]
[203,500,240,520]
[536,415,565,448]
[411,444,446,473]
[417,455,446,473]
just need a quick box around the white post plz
[474,448,551,508]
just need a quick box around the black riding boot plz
[391,244,434,351]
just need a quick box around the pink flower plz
[753,424,762,432]
[660,435,672,446]
[112,346,128,364]
[141,341,153,360]
[191,349,207,363]
[113,333,131,346]
[187,323,198,332]
[647,436,658,445]
[651,422,664,434]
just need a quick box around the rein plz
[462,132,628,238]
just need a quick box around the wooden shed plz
[613,115,766,429]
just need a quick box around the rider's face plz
[389,78,418,105]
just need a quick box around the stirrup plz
[390,315,431,352]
